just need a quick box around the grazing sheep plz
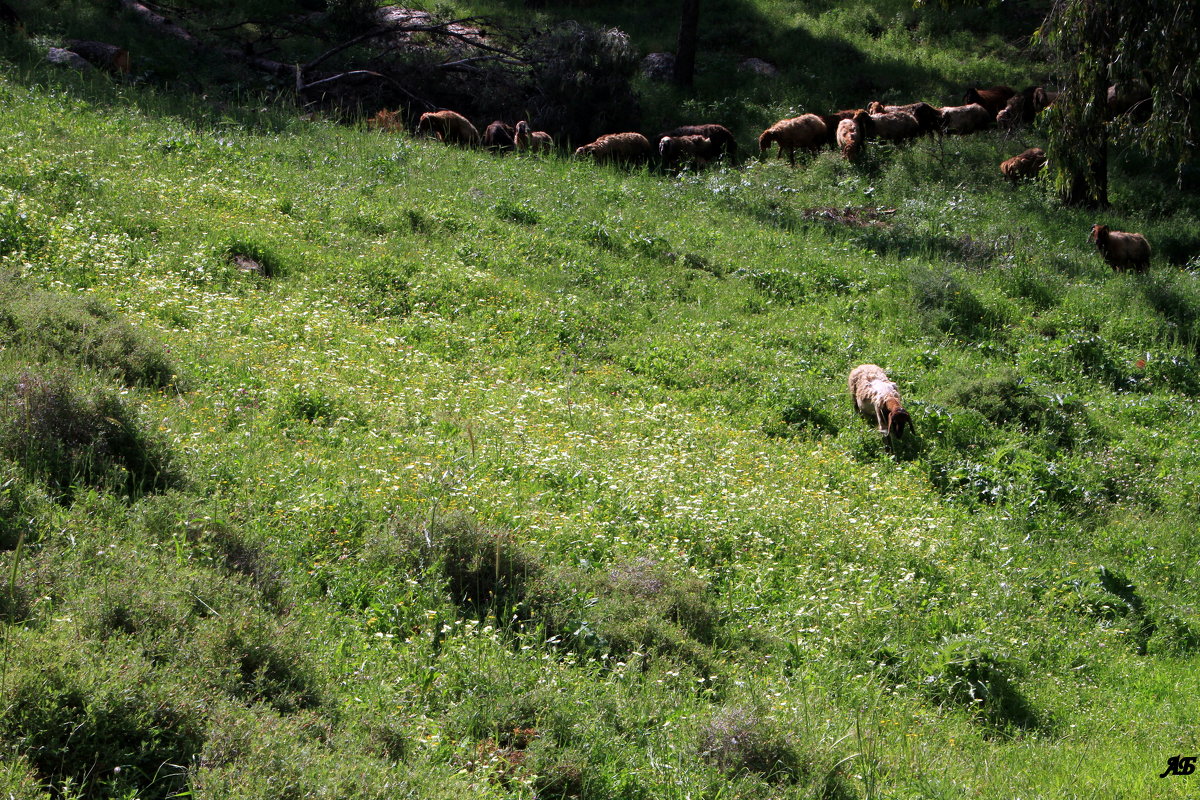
[867,101,940,136]
[483,120,516,151]
[758,114,827,165]
[416,110,480,146]
[366,109,405,133]
[514,120,553,153]
[658,124,737,159]
[1000,147,1047,182]
[939,103,991,135]
[849,364,914,440]
[836,117,865,161]
[1090,224,1151,273]
[818,109,871,145]
[1107,82,1152,121]
[962,85,1016,116]
[574,132,654,165]
[659,134,716,170]
[996,86,1057,129]
[867,110,921,143]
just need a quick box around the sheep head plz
[1090,223,1109,244]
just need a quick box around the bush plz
[0,272,179,388]
[699,706,804,782]
[0,641,207,800]
[921,635,1038,732]
[0,369,182,499]
[911,267,1004,339]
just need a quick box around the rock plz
[47,47,94,72]
[738,57,778,77]
[641,52,675,82]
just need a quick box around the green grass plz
[2,4,1200,797]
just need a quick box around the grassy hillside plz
[2,4,1200,798]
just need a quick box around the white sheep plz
[938,103,991,135]
[848,364,914,440]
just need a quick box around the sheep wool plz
[1090,224,1151,273]
[849,364,914,440]
[758,114,827,165]
[416,110,480,146]
[1000,148,1046,182]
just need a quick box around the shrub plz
[911,267,1004,338]
[0,641,207,800]
[921,635,1038,732]
[0,272,179,388]
[0,369,182,499]
[699,706,804,782]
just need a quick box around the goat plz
[849,364,914,441]
[1090,224,1151,273]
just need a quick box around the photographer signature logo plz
[1160,756,1197,778]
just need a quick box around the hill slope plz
[2,9,1200,798]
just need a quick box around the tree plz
[1039,0,1200,207]
[672,0,699,88]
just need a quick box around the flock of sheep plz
[401,83,1154,445]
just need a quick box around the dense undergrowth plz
[2,1,1200,798]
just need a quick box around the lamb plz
[962,85,1016,116]
[1090,224,1151,273]
[758,114,827,165]
[483,120,517,151]
[1000,147,1047,183]
[514,120,553,153]
[939,103,991,135]
[416,110,480,146]
[866,101,940,136]
[574,132,654,165]
[658,124,737,160]
[867,110,921,143]
[849,364,914,441]
[659,134,716,170]
[836,116,865,161]
[996,86,1057,129]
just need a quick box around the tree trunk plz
[672,0,699,88]
[1062,63,1110,208]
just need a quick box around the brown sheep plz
[867,110,921,142]
[1000,147,1047,183]
[759,114,827,165]
[836,116,865,161]
[658,124,737,160]
[1107,82,1152,121]
[963,85,1016,116]
[514,120,553,154]
[574,132,653,165]
[996,87,1057,129]
[867,101,941,136]
[483,120,516,151]
[659,134,716,170]
[939,103,991,135]
[416,110,480,146]
[818,109,871,145]
[1090,224,1151,273]
[849,364,914,441]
